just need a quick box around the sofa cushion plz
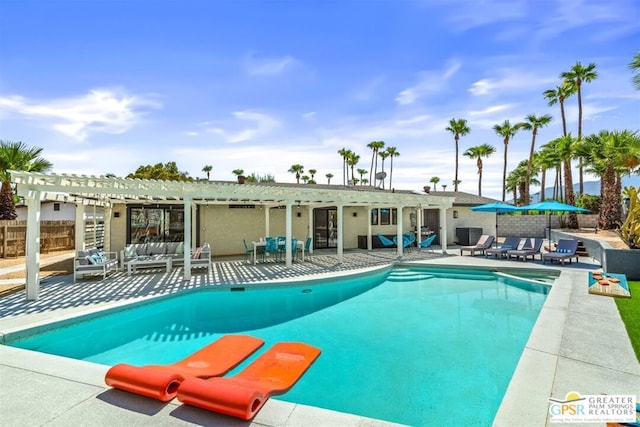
[166,242,179,255]
[147,243,167,255]
[175,242,184,255]
[124,245,137,257]
[135,244,149,256]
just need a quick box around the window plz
[375,208,397,226]
[380,208,390,225]
[127,205,185,244]
[53,203,60,211]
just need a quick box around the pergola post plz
[25,190,42,301]
[285,202,293,267]
[367,206,373,251]
[74,203,85,251]
[416,206,422,245]
[439,206,448,253]
[336,204,344,262]
[306,205,313,254]
[396,206,404,257]
[183,196,192,280]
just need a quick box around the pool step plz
[387,271,435,282]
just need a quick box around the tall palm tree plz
[492,120,522,201]
[429,176,440,191]
[202,165,212,180]
[561,61,598,195]
[555,135,580,228]
[385,146,399,190]
[337,148,349,185]
[0,140,53,219]
[630,51,640,91]
[308,169,317,182]
[288,164,304,184]
[367,141,385,186]
[463,144,496,196]
[325,173,334,185]
[520,114,553,204]
[378,150,390,189]
[445,118,470,192]
[543,84,575,137]
[347,152,360,183]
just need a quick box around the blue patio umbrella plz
[470,202,520,246]
[518,200,589,246]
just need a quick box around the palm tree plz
[202,165,212,180]
[0,140,53,219]
[506,159,540,206]
[378,150,390,189]
[441,184,447,191]
[561,62,598,195]
[288,164,304,184]
[520,114,553,204]
[308,169,317,181]
[535,141,562,202]
[429,176,440,191]
[555,135,579,228]
[367,141,385,186]
[463,144,496,196]
[325,173,334,185]
[385,146,399,190]
[301,175,310,184]
[492,120,522,201]
[445,118,470,192]
[580,130,640,229]
[338,148,349,185]
[630,51,640,91]
[347,152,360,184]
[543,84,575,137]
[357,168,367,185]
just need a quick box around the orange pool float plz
[104,335,264,401]
[177,342,321,420]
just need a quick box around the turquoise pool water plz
[6,267,549,426]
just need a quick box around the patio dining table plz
[252,240,304,265]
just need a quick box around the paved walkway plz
[1,249,638,426]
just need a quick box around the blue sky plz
[1,0,639,200]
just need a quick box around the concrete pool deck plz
[1,249,638,426]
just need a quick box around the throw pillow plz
[124,245,137,257]
[176,242,184,255]
[87,254,104,265]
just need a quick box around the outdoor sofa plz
[120,241,212,273]
[542,239,579,265]
[74,249,119,282]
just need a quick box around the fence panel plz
[0,220,76,257]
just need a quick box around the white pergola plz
[11,171,454,300]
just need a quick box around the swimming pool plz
[4,266,551,426]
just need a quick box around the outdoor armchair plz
[542,239,579,265]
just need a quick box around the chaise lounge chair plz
[506,238,544,261]
[177,342,321,420]
[460,235,495,256]
[542,239,579,265]
[485,236,521,259]
[104,335,264,401]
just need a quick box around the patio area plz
[1,248,638,426]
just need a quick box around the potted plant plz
[232,169,246,184]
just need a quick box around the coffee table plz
[127,256,172,275]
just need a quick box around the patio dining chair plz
[377,233,396,248]
[265,237,280,262]
[418,234,437,253]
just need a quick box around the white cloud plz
[395,60,461,105]
[245,54,298,76]
[469,68,556,96]
[468,104,513,116]
[206,110,279,143]
[0,89,159,141]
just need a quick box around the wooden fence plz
[0,220,75,257]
